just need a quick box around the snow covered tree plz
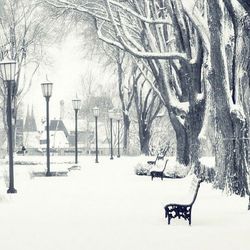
[205,0,249,196]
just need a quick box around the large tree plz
[205,0,249,195]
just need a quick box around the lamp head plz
[41,81,53,98]
[108,109,115,119]
[72,98,81,111]
[0,59,17,82]
[93,106,100,117]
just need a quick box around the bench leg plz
[151,174,154,181]
[188,213,192,225]
[168,216,171,225]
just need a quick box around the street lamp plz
[108,109,115,160]
[116,111,122,158]
[41,80,53,176]
[72,97,81,165]
[0,59,17,193]
[93,107,99,163]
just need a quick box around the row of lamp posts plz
[94,108,122,163]
[70,102,123,166]
[0,58,122,193]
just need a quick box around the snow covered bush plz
[194,158,216,183]
[134,163,151,176]
[163,159,190,178]
[134,157,191,178]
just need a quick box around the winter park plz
[0,0,250,250]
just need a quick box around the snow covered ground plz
[0,156,249,250]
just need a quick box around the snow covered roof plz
[49,120,69,137]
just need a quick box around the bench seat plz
[164,175,204,225]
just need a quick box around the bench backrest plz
[161,159,168,173]
[188,176,203,206]
[157,145,170,160]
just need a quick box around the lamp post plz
[116,111,122,158]
[109,109,114,160]
[72,97,81,165]
[41,80,53,176]
[0,59,17,193]
[93,107,99,163]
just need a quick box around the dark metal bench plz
[150,159,168,180]
[147,154,163,165]
[164,176,204,225]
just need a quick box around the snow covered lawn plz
[0,156,249,250]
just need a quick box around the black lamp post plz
[0,59,17,193]
[109,109,114,160]
[72,97,81,165]
[93,107,99,163]
[116,111,122,158]
[41,80,53,176]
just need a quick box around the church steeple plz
[24,105,37,132]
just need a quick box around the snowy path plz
[0,156,249,250]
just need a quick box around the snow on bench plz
[164,175,204,225]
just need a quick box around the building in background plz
[23,106,40,150]
[40,119,70,151]
[18,101,112,155]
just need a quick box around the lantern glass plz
[41,82,53,97]
[72,99,81,110]
[0,59,16,81]
[93,107,100,117]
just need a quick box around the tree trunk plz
[208,0,249,196]
[138,124,150,156]
[158,60,205,166]
[117,55,132,155]
[123,113,130,154]
[168,100,205,166]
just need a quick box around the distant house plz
[40,119,69,150]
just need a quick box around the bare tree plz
[132,63,163,155]
[0,0,54,148]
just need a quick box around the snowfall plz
[0,155,249,250]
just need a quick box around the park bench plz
[147,145,170,165]
[164,175,204,225]
[150,159,168,180]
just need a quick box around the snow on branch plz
[44,0,110,22]
[180,0,210,51]
[104,0,190,62]
[109,0,173,25]
[97,21,125,50]
[133,58,166,106]
[117,12,145,52]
